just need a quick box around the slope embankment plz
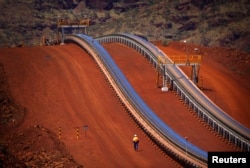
[0,44,177,167]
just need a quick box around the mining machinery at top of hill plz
[57,18,90,45]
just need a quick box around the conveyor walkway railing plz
[96,33,250,152]
[65,34,207,167]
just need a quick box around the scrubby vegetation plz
[0,0,249,51]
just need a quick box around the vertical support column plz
[191,65,196,84]
[61,27,65,45]
[191,64,200,84]
[162,64,166,87]
[156,61,160,88]
[170,80,174,91]
[83,125,88,137]
[235,137,238,147]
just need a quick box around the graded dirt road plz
[0,44,176,167]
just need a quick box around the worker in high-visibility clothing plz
[132,134,139,151]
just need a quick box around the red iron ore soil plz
[0,41,249,167]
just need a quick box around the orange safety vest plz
[133,136,139,142]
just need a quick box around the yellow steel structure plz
[57,19,90,27]
[57,18,90,44]
[156,56,167,87]
[168,54,201,65]
[156,54,202,87]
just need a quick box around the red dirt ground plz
[0,41,249,167]
[0,45,175,167]
[158,42,250,128]
[103,43,249,151]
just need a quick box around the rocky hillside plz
[0,125,83,167]
[0,0,249,52]
[0,63,25,127]
[0,63,83,167]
